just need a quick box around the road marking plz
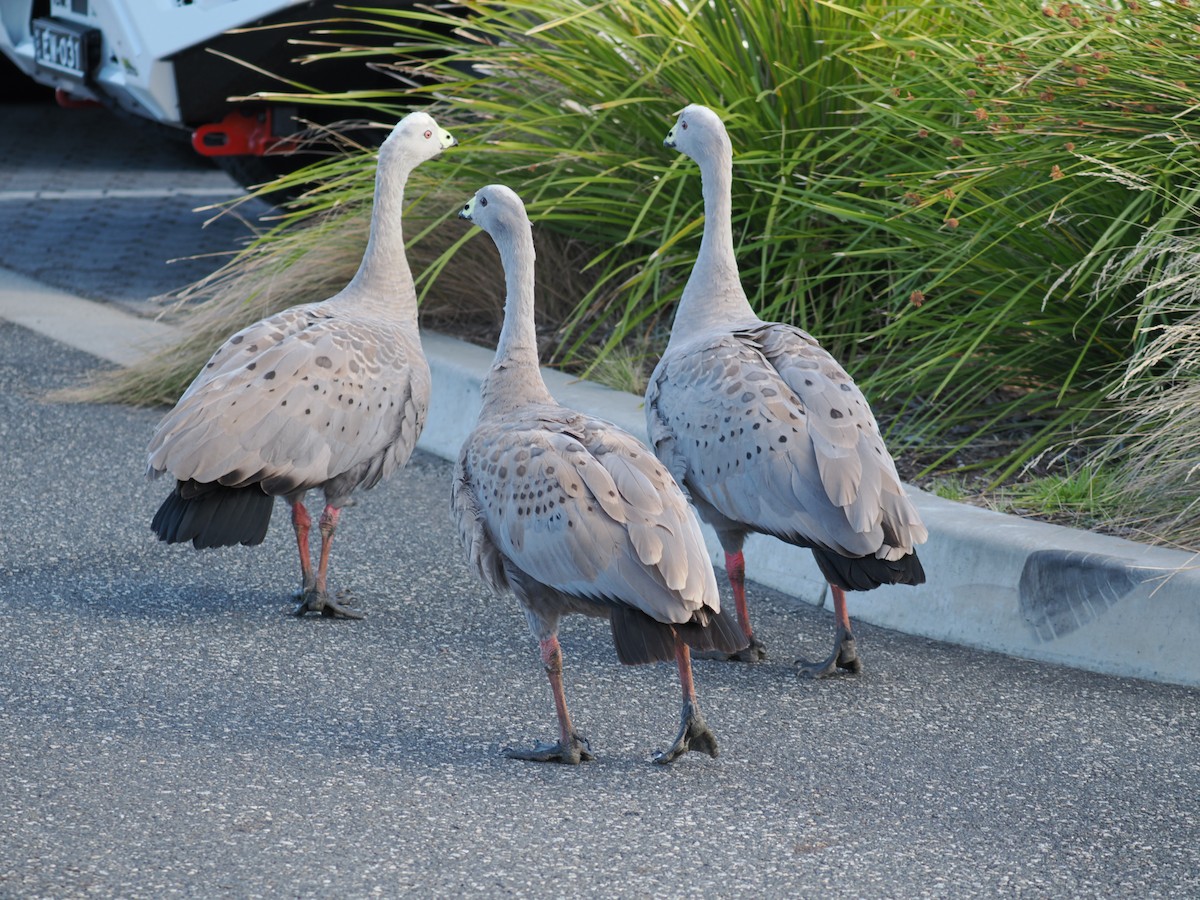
[0,187,244,201]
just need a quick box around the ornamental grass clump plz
[1094,228,1200,547]
[837,0,1200,486]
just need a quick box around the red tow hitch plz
[55,88,100,109]
[192,108,293,157]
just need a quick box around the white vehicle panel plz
[3,0,307,126]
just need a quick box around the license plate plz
[32,17,97,78]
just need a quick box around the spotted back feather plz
[455,405,718,625]
[148,307,429,502]
[648,324,925,560]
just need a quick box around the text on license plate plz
[32,19,91,78]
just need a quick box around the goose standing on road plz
[645,104,927,675]
[148,112,456,619]
[453,184,746,764]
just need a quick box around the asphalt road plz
[0,100,269,317]
[2,98,1199,897]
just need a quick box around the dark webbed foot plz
[653,700,718,765]
[503,732,593,765]
[292,587,364,620]
[795,624,861,678]
[695,635,767,663]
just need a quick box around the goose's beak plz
[663,126,677,149]
[439,127,457,150]
[458,196,476,221]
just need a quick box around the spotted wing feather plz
[453,406,719,626]
[754,322,926,556]
[647,324,925,560]
[148,305,429,499]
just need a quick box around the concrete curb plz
[0,268,179,366]
[6,270,1197,689]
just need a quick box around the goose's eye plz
[480,196,489,207]
[681,120,688,131]
[424,129,433,139]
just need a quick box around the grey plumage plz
[647,104,927,675]
[148,111,456,618]
[453,184,743,765]
[454,408,738,660]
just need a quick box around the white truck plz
[0,0,432,188]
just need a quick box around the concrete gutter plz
[5,267,1197,689]
[0,268,179,366]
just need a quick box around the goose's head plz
[663,104,730,164]
[380,111,456,165]
[458,184,529,240]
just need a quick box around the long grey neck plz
[668,145,758,348]
[341,153,418,318]
[480,222,556,417]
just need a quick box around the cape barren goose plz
[148,112,456,619]
[453,185,746,764]
[646,104,927,676]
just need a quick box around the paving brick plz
[0,101,270,314]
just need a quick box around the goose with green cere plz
[148,112,456,619]
[453,184,745,765]
[646,104,928,676]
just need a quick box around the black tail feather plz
[609,605,676,665]
[152,482,274,549]
[150,490,184,543]
[609,602,748,666]
[176,490,218,547]
[676,603,749,656]
[812,547,925,592]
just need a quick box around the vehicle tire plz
[0,59,53,103]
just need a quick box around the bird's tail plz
[152,481,274,549]
[609,603,748,665]
[811,547,925,592]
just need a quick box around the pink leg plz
[292,504,362,619]
[503,635,593,764]
[653,636,719,764]
[696,551,766,661]
[542,637,580,750]
[726,550,753,640]
[676,638,698,705]
[290,500,313,591]
[314,504,341,595]
[832,584,852,632]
